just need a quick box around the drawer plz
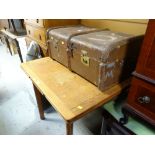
[26,24,46,44]
[25,19,44,27]
[25,36,48,57]
[127,77,155,119]
[25,19,80,28]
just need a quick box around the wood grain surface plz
[21,57,129,122]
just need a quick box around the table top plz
[21,57,129,122]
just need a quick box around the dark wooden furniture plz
[101,93,155,135]
[121,19,155,127]
[101,109,135,135]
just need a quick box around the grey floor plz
[0,43,103,135]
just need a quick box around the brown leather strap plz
[46,25,84,58]
[98,62,105,90]
[46,24,83,41]
[67,28,109,70]
[67,28,108,49]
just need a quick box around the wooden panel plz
[110,19,148,24]
[0,19,9,29]
[25,24,46,45]
[21,57,129,121]
[24,19,80,28]
[136,20,155,80]
[25,19,44,27]
[127,77,155,123]
[8,39,18,54]
[43,19,80,28]
[81,19,148,35]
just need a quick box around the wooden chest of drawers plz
[122,20,155,127]
[24,19,80,57]
[25,19,80,28]
[26,24,46,45]
[127,77,155,122]
[25,19,44,27]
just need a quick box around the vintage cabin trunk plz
[68,31,143,91]
[47,25,98,67]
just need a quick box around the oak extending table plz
[21,57,129,135]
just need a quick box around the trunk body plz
[47,25,97,67]
[48,27,143,91]
[69,31,143,91]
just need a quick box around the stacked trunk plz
[47,25,98,67]
[47,25,143,91]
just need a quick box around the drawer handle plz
[39,34,42,40]
[36,19,39,23]
[138,96,150,104]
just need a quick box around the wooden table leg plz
[5,36,12,56]
[33,84,45,120]
[14,39,23,63]
[66,121,73,135]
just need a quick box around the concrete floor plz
[0,43,103,135]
